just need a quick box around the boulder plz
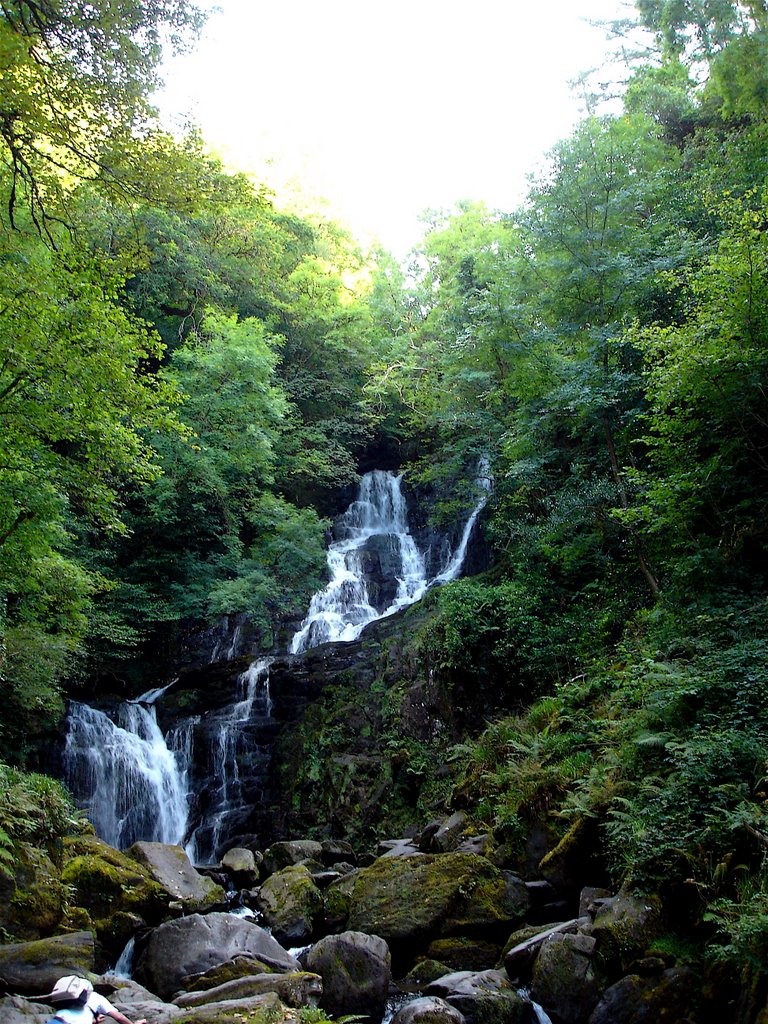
[126,842,226,913]
[321,839,356,866]
[0,847,66,940]
[589,892,662,977]
[0,931,95,993]
[305,931,391,1022]
[60,837,169,938]
[538,817,606,895]
[133,913,301,1000]
[588,967,699,1023]
[379,839,423,859]
[0,996,58,1024]
[348,853,529,958]
[426,937,503,972]
[173,972,322,1008]
[159,992,282,1024]
[391,996,466,1024]
[405,960,454,986]
[181,957,277,993]
[322,869,358,932]
[262,840,323,875]
[529,932,600,1024]
[103,978,182,1024]
[221,849,260,888]
[420,813,468,853]
[254,864,323,946]
[425,969,532,1023]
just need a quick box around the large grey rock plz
[263,840,323,875]
[420,813,468,853]
[173,972,322,1009]
[133,913,301,1000]
[425,970,533,1023]
[126,843,226,913]
[391,996,466,1024]
[254,864,323,945]
[305,931,391,1022]
[588,967,699,1023]
[221,848,260,888]
[0,996,56,1024]
[530,933,600,1024]
[0,931,95,993]
[101,976,182,1024]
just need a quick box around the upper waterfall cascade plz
[291,468,491,653]
[62,466,491,861]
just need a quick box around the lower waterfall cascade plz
[62,466,491,862]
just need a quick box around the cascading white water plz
[291,466,490,654]
[63,464,490,859]
[291,471,428,653]
[432,458,493,584]
[63,691,189,850]
[185,656,273,864]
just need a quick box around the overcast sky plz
[157,0,637,255]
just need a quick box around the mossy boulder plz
[305,931,391,1023]
[425,969,532,1024]
[174,972,322,1009]
[391,996,466,1024]
[184,957,277,993]
[133,912,301,1001]
[61,836,169,931]
[406,960,454,986]
[0,846,68,940]
[0,995,59,1024]
[590,892,663,978]
[529,933,599,1024]
[255,864,323,946]
[126,841,226,912]
[0,930,95,993]
[426,937,503,972]
[170,992,283,1024]
[262,840,323,875]
[588,967,699,1023]
[347,853,529,959]
[323,869,358,932]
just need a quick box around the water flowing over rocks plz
[59,468,491,863]
[0,824,726,1024]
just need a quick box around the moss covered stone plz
[348,853,528,947]
[255,864,323,946]
[184,958,277,992]
[426,937,503,971]
[0,846,68,940]
[61,836,168,925]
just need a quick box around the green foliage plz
[0,762,81,873]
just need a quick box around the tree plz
[0,0,203,236]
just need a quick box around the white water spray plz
[291,465,490,653]
[63,690,189,850]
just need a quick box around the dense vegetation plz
[3,0,768,1008]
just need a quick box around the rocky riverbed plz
[0,814,699,1024]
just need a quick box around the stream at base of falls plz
[63,466,491,863]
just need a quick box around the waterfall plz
[63,690,189,850]
[62,464,489,859]
[185,656,273,865]
[290,471,428,653]
[291,466,490,654]
[432,458,492,584]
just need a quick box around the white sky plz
[157,0,637,256]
